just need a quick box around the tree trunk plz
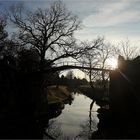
[40,49,46,72]
[38,49,49,115]
[89,63,95,91]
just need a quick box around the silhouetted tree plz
[78,38,112,89]
[0,15,8,53]
[114,39,139,60]
[8,1,81,71]
[0,15,20,67]
[66,70,74,79]
[96,42,114,91]
[7,1,107,73]
[0,20,7,38]
[18,48,40,72]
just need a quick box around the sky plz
[0,0,140,78]
[66,0,140,46]
[1,0,140,45]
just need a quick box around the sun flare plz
[107,58,118,69]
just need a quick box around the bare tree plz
[114,39,139,60]
[0,15,8,53]
[8,1,82,71]
[0,15,19,59]
[97,42,114,87]
[79,39,113,90]
[78,40,101,89]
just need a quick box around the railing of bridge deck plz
[53,61,103,69]
[53,61,88,67]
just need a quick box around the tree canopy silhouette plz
[0,16,8,54]
[8,1,82,71]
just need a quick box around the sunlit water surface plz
[45,93,100,139]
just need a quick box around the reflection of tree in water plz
[44,120,62,139]
[44,120,76,139]
[76,109,99,139]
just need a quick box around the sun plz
[107,58,118,69]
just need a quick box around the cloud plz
[83,0,140,27]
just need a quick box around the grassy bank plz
[47,86,72,104]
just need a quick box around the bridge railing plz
[50,61,112,72]
[53,61,84,67]
[53,61,102,69]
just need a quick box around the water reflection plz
[0,93,99,139]
[44,120,62,139]
[45,93,100,139]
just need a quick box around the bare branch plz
[7,1,81,70]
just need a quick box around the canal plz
[44,93,100,139]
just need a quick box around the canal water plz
[44,93,100,139]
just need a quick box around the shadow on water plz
[0,86,100,139]
[0,95,74,139]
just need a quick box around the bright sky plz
[67,0,140,46]
[1,0,140,78]
[1,0,140,45]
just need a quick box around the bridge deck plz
[43,61,113,73]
